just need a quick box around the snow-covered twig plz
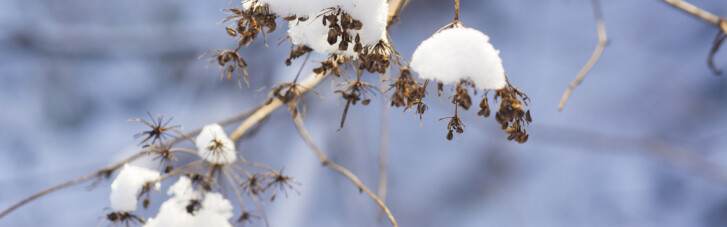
[0,107,260,220]
[292,114,398,227]
[559,0,607,111]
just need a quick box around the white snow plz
[145,176,234,227]
[245,0,388,55]
[410,27,507,90]
[109,164,161,212]
[195,124,237,164]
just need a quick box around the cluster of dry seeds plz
[285,45,313,66]
[206,2,278,86]
[493,84,531,143]
[358,41,393,74]
[389,68,428,119]
[430,80,531,143]
[223,2,278,47]
[321,7,364,51]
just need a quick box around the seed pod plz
[226,27,237,37]
[327,30,338,45]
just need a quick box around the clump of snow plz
[410,27,507,90]
[196,124,237,164]
[245,0,388,55]
[145,176,234,227]
[109,164,161,212]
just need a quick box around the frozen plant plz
[145,176,234,227]
[195,124,237,165]
[107,164,161,225]
[0,1,536,226]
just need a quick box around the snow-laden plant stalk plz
[0,0,539,226]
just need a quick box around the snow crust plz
[109,164,161,212]
[410,27,507,90]
[247,0,388,55]
[195,124,237,164]
[145,176,234,227]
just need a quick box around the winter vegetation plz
[1,0,727,226]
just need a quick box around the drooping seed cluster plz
[223,2,278,47]
[389,68,428,119]
[285,45,313,66]
[493,84,531,143]
[358,41,393,74]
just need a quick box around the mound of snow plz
[410,27,506,90]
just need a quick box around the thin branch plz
[229,72,327,141]
[387,0,410,26]
[0,173,97,219]
[663,0,722,26]
[558,0,608,111]
[454,0,460,22]
[292,114,398,227]
[0,151,147,219]
[663,0,727,75]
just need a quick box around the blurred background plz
[2,0,727,226]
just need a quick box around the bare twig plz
[292,115,398,227]
[454,0,460,21]
[0,151,147,219]
[387,0,410,26]
[663,0,727,75]
[663,0,721,26]
[229,72,327,141]
[709,31,727,75]
[558,0,608,111]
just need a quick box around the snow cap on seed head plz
[145,176,234,227]
[410,27,507,90]
[244,0,388,56]
[109,164,161,212]
[195,124,237,164]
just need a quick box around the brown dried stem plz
[558,0,607,111]
[292,114,398,227]
[0,151,146,219]
[387,0,410,26]
[229,72,327,141]
[454,0,460,22]
[663,0,722,26]
[663,0,727,75]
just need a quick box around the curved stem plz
[292,115,398,227]
[229,72,328,141]
[558,0,607,111]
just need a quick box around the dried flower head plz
[335,70,378,130]
[109,164,160,212]
[130,112,181,148]
[388,67,428,120]
[195,124,237,165]
[493,83,531,143]
[205,49,250,87]
[106,211,145,226]
[264,168,300,202]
